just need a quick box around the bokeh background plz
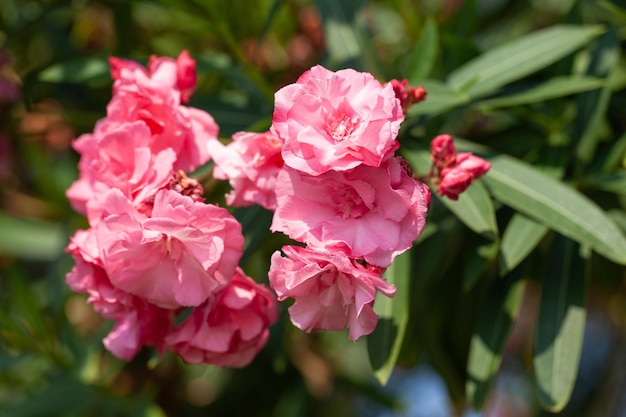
[1,0,626,416]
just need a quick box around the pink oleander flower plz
[210,131,284,210]
[164,267,278,368]
[107,53,217,172]
[66,229,172,360]
[271,156,431,267]
[110,50,196,104]
[65,120,176,222]
[271,65,403,176]
[268,245,395,341]
[95,188,244,309]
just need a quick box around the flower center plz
[327,112,359,142]
[331,185,368,219]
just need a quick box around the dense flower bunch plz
[65,52,277,366]
[213,66,432,341]
[66,52,489,366]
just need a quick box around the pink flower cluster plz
[65,52,277,366]
[430,134,491,200]
[212,65,431,341]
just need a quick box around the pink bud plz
[176,50,196,104]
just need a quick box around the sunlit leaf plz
[407,18,438,83]
[534,234,587,412]
[447,25,604,99]
[467,277,525,408]
[39,56,110,83]
[406,79,468,117]
[367,249,411,385]
[483,154,626,265]
[0,213,65,260]
[437,180,498,240]
[477,76,604,110]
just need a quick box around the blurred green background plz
[1,0,626,416]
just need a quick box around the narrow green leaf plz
[483,154,626,265]
[467,278,525,408]
[575,28,620,166]
[462,240,499,291]
[585,171,626,196]
[499,214,549,275]
[0,213,65,260]
[477,76,604,110]
[367,250,411,385]
[39,56,110,83]
[534,234,587,412]
[407,79,468,117]
[315,0,366,66]
[601,132,626,172]
[447,25,604,99]
[407,18,438,83]
[437,180,498,240]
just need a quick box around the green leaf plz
[447,25,604,99]
[462,240,499,291]
[499,214,549,275]
[437,180,499,240]
[585,171,626,196]
[407,79,468,117]
[367,250,411,385]
[483,154,626,265]
[534,234,587,412]
[0,213,65,260]
[407,18,438,83]
[39,56,110,83]
[466,278,525,408]
[315,0,367,67]
[477,76,604,110]
[575,28,620,166]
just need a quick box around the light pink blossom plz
[210,131,284,210]
[66,229,172,360]
[272,65,403,176]
[107,53,216,172]
[96,189,244,309]
[164,267,278,368]
[65,120,176,221]
[268,245,395,341]
[271,157,430,267]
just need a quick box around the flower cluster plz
[429,134,491,200]
[65,52,277,366]
[213,65,431,341]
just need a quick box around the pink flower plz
[107,53,217,172]
[268,246,395,341]
[210,131,284,210]
[272,65,403,176]
[271,157,430,267]
[66,229,172,360]
[164,267,278,368]
[110,50,196,103]
[96,189,244,309]
[65,120,176,221]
